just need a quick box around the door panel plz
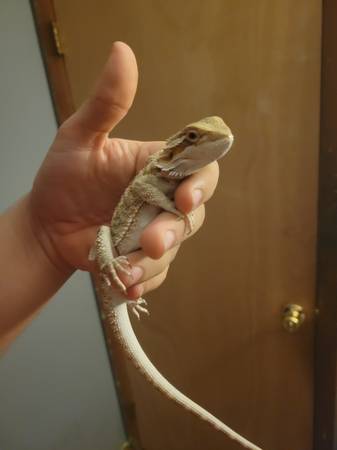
[53,1,321,449]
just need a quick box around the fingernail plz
[164,230,176,250]
[130,266,144,283]
[192,189,203,208]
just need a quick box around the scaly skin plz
[90,117,262,450]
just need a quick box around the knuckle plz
[58,117,75,136]
[191,206,205,233]
[211,160,220,178]
[144,268,169,293]
[166,244,180,262]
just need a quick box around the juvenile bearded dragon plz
[89,117,262,450]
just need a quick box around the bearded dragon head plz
[154,116,234,179]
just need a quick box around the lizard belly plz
[116,204,161,255]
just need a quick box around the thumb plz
[63,41,138,140]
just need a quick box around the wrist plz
[0,195,73,348]
[25,193,74,277]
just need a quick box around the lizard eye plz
[186,130,199,143]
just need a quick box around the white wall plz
[0,2,125,449]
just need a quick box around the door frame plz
[314,1,337,449]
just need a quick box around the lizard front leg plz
[132,176,194,233]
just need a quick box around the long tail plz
[110,303,262,450]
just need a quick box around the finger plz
[140,205,205,259]
[175,162,219,214]
[61,42,138,143]
[126,267,169,300]
[118,244,180,289]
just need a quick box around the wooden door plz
[37,1,322,449]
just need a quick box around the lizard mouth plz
[159,168,186,179]
[158,136,234,179]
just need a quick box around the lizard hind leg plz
[95,225,132,293]
[127,298,150,320]
[102,256,132,293]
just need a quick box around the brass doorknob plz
[282,304,305,332]
[121,442,133,450]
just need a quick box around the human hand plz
[29,42,220,298]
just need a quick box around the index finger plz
[174,161,220,214]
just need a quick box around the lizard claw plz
[185,212,195,235]
[102,256,131,293]
[100,273,111,287]
[113,256,132,276]
[128,298,150,319]
[177,212,194,235]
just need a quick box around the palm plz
[28,41,146,270]
[31,133,161,270]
